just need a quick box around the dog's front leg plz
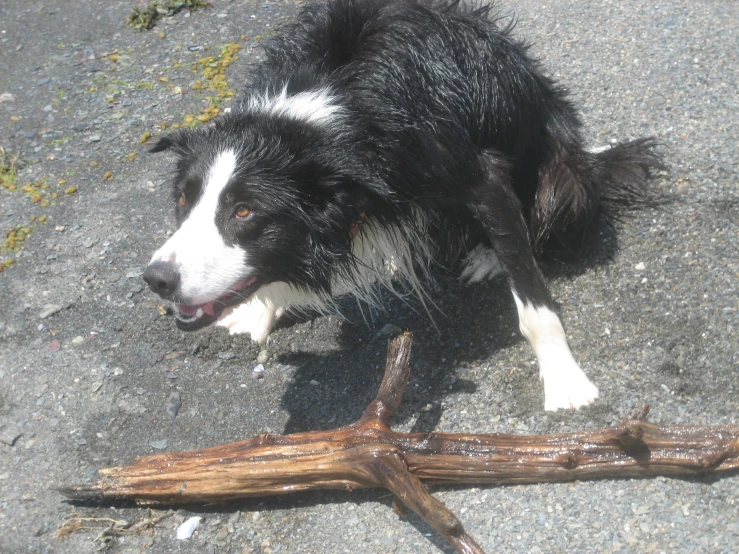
[217,292,284,343]
[467,152,598,411]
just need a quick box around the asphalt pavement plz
[0,1,737,553]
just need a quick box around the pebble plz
[72,336,84,345]
[176,516,201,540]
[253,364,265,375]
[166,391,182,417]
[256,350,269,364]
[218,351,236,360]
[39,304,63,319]
[377,323,402,338]
[309,379,319,386]
[635,262,646,270]
[88,134,101,142]
[0,432,22,446]
[148,439,168,450]
[0,92,15,102]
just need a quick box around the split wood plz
[61,334,739,554]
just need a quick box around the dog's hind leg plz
[468,153,598,411]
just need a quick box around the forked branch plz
[60,334,739,554]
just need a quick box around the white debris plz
[634,262,646,270]
[176,516,202,540]
[253,364,265,374]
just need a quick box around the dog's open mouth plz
[174,276,261,331]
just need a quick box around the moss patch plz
[0,147,20,192]
[126,0,211,30]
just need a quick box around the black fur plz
[149,0,663,321]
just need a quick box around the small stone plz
[309,380,319,386]
[256,350,269,364]
[31,523,46,537]
[166,391,182,417]
[88,134,101,142]
[253,364,265,374]
[43,104,52,112]
[218,351,236,360]
[72,336,84,345]
[215,526,229,541]
[148,439,168,450]
[39,304,63,319]
[91,381,103,392]
[0,92,15,103]
[377,323,402,338]
[634,262,646,270]
[0,432,22,446]
[176,516,201,540]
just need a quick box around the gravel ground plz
[1,1,737,553]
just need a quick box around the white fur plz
[149,149,252,304]
[217,281,325,342]
[460,244,503,283]
[337,215,434,310]
[247,86,343,125]
[513,294,599,411]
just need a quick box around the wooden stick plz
[60,333,739,554]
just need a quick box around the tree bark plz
[60,334,739,554]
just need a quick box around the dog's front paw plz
[539,350,599,411]
[216,298,281,343]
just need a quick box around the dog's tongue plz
[176,302,216,317]
[175,277,257,319]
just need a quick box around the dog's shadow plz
[275,230,621,434]
[275,272,522,434]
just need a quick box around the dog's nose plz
[143,261,181,299]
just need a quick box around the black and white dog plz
[143,0,662,411]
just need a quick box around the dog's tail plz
[530,137,666,258]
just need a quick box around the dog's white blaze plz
[150,149,251,304]
[513,293,599,411]
[460,244,503,283]
[248,86,343,125]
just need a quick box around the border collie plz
[143,0,663,411]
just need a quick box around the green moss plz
[126,0,211,30]
[0,148,20,191]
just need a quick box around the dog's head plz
[143,112,368,331]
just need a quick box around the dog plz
[143,0,663,411]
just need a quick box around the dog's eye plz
[233,204,251,219]
[177,194,186,207]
